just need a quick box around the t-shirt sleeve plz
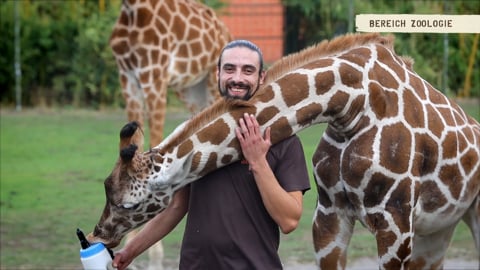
[271,135,311,193]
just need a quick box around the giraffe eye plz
[119,203,140,210]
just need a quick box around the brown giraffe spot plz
[366,213,389,231]
[412,133,439,176]
[316,186,333,208]
[178,43,189,58]
[376,45,406,82]
[197,118,229,145]
[380,123,411,174]
[427,84,448,105]
[143,28,159,45]
[409,257,427,269]
[303,58,334,71]
[439,164,463,200]
[269,117,294,144]
[176,139,193,159]
[438,107,458,127]
[409,74,427,100]
[178,2,189,16]
[442,131,461,159]
[278,73,309,107]
[313,139,341,188]
[342,127,376,188]
[314,70,335,95]
[344,192,361,208]
[221,154,233,165]
[312,212,339,250]
[226,135,240,148]
[338,47,371,67]
[151,50,159,62]
[368,82,398,119]
[296,103,323,127]
[387,179,412,232]
[257,106,280,126]
[136,7,153,28]
[403,89,425,128]
[339,63,363,89]
[369,62,399,90]
[133,214,144,222]
[376,229,397,256]
[324,91,349,118]
[111,39,129,55]
[384,257,402,270]
[462,148,480,178]
[319,247,344,270]
[396,237,412,261]
[425,104,445,138]
[363,172,395,208]
[146,203,160,213]
[462,124,476,144]
[198,152,218,177]
[155,17,168,34]
[191,152,202,172]
[171,15,186,40]
[420,180,447,213]
[256,85,275,104]
[187,25,201,40]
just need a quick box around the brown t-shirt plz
[179,135,310,270]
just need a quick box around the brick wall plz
[219,0,284,64]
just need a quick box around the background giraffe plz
[110,0,232,147]
[89,33,480,269]
[109,0,231,268]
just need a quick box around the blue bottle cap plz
[80,242,106,258]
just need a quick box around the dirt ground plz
[284,257,479,270]
[132,256,479,270]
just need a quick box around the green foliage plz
[0,0,121,108]
[283,0,480,96]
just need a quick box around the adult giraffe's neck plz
[148,75,358,191]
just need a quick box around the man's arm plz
[112,186,190,270]
[236,113,304,234]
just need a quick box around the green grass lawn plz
[0,100,478,268]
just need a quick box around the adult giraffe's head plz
[87,121,176,248]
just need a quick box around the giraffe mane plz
[157,33,415,153]
[263,33,400,86]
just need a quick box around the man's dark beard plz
[218,81,260,101]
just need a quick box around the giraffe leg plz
[462,194,480,264]
[409,223,457,270]
[147,239,164,270]
[145,74,169,147]
[175,74,212,114]
[124,228,164,270]
[312,192,354,270]
[121,71,145,129]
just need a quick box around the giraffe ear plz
[118,121,144,162]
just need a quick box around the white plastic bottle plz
[77,228,114,270]
[80,242,113,270]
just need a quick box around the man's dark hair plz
[217,40,264,75]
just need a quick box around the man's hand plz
[235,113,271,168]
[111,249,133,270]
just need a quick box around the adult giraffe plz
[88,33,480,269]
[111,0,231,146]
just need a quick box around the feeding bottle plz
[77,228,114,270]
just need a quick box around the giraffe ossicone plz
[89,33,479,270]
